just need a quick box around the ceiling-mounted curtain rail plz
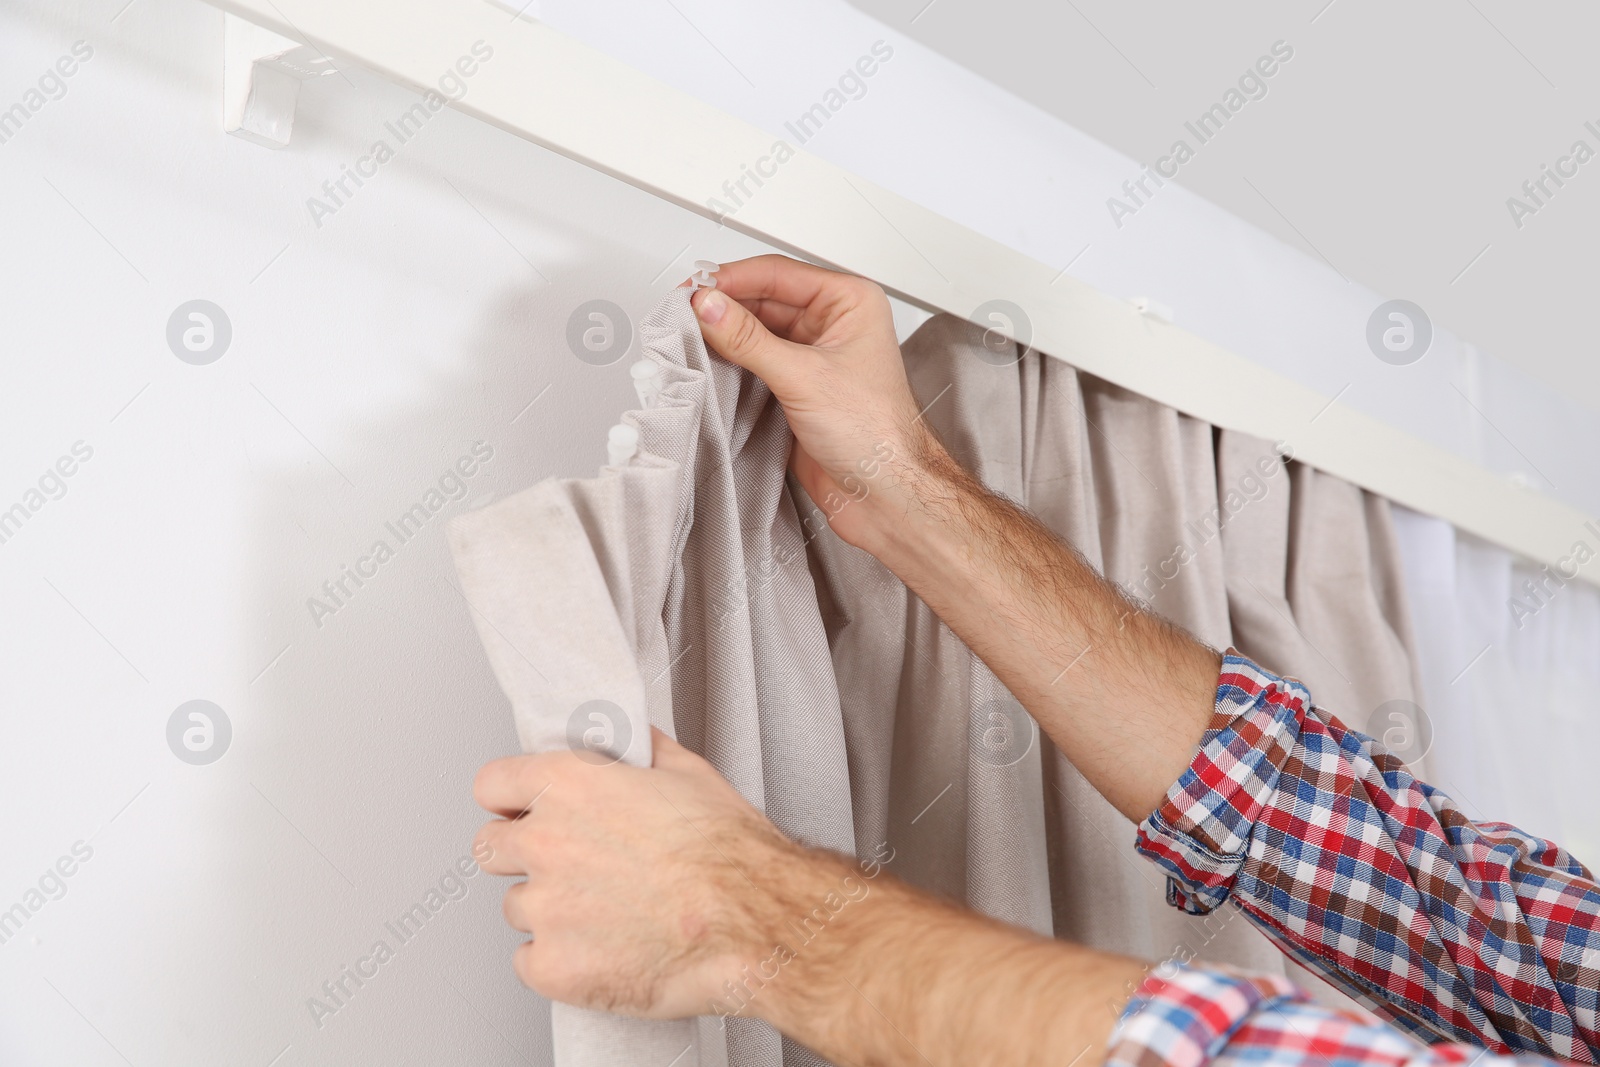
[206,0,1600,590]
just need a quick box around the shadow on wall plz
[219,274,657,1066]
[11,3,767,1060]
[241,284,552,1065]
[206,35,762,1062]
[114,23,769,1055]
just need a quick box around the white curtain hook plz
[606,423,639,467]
[630,359,663,409]
[689,260,720,290]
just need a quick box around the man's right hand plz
[689,255,932,550]
[690,253,1220,824]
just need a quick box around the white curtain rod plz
[206,0,1600,590]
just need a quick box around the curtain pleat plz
[856,325,1286,974]
[1283,468,1421,745]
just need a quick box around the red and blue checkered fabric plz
[1134,651,1600,1062]
[1108,963,1557,1067]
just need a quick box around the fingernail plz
[695,290,727,325]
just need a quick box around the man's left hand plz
[473,728,806,1019]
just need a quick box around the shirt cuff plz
[1133,650,1310,914]
[1107,961,1304,1067]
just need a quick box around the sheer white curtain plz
[1391,507,1600,864]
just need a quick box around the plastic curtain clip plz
[606,423,639,467]
[630,359,663,409]
[689,260,720,290]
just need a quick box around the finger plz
[501,880,536,932]
[739,297,844,347]
[717,256,874,345]
[740,296,806,338]
[474,753,560,819]
[473,820,527,876]
[712,254,861,309]
[513,939,559,998]
[692,287,807,389]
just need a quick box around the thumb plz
[691,287,800,391]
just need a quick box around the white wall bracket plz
[223,14,339,148]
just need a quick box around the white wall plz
[849,0,1600,418]
[0,2,790,1063]
[0,1,1591,1065]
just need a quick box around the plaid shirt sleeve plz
[1133,651,1600,1062]
[1107,962,1572,1067]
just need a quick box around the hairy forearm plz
[856,426,1220,822]
[742,848,1146,1066]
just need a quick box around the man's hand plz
[692,255,1221,823]
[473,728,1148,1066]
[474,728,810,1018]
[689,256,929,549]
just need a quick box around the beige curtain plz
[447,289,1424,1066]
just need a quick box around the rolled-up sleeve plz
[1108,962,1572,1067]
[1134,651,1600,1062]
